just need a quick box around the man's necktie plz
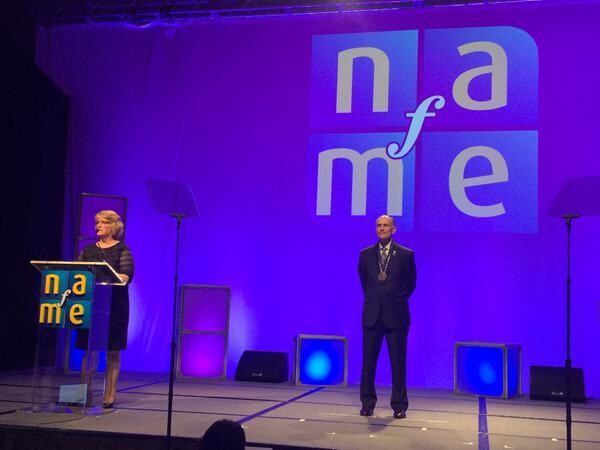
[380,247,389,264]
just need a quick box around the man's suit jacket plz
[358,241,416,329]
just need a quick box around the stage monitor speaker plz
[529,365,585,403]
[235,350,289,383]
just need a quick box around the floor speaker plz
[529,365,585,402]
[235,350,289,383]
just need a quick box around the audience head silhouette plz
[201,419,246,450]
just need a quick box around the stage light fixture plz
[177,285,230,378]
[294,334,347,386]
[454,342,521,398]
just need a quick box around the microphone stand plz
[562,213,579,450]
[166,213,184,450]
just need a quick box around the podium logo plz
[309,26,538,232]
[39,270,93,328]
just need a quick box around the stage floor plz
[0,371,599,450]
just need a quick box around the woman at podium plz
[75,209,134,408]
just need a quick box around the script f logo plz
[386,95,446,159]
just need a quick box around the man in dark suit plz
[358,215,416,419]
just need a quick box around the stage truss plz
[33,0,539,25]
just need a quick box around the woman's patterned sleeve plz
[119,247,134,281]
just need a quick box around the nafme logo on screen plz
[308,26,538,232]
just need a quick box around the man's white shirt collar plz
[379,241,392,252]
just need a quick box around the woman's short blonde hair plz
[95,210,124,239]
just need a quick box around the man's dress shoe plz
[393,409,406,419]
[359,406,374,416]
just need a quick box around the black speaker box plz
[235,350,289,383]
[529,365,586,402]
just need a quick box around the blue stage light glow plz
[298,337,346,385]
[456,345,504,396]
[306,350,331,381]
[479,361,497,384]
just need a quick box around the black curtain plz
[0,31,69,370]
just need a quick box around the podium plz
[29,260,124,414]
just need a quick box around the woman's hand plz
[119,274,130,283]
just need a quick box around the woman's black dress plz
[75,241,134,351]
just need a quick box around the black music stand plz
[549,176,600,450]
[147,179,199,449]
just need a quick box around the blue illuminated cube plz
[454,342,521,398]
[294,335,347,386]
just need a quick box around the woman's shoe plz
[102,395,115,409]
